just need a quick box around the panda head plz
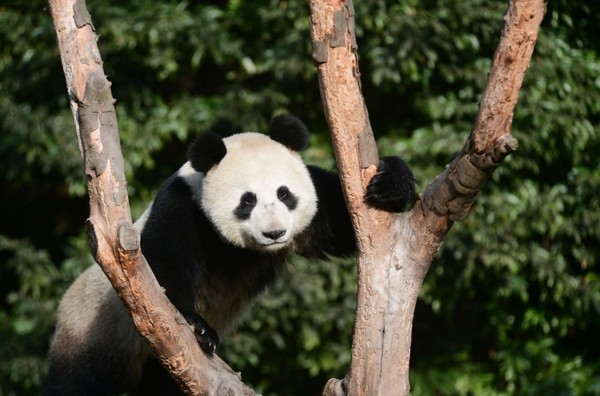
[187,115,317,251]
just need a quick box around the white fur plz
[50,264,149,385]
[201,133,317,251]
[134,201,154,233]
[177,161,204,210]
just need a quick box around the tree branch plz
[420,0,544,239]
[48,0,256,394]
[310,0,544,395]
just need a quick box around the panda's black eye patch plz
[235,192,257,220]
[277,186,298,210]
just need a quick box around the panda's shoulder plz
[153,163,202,205]
[138,166,204,234]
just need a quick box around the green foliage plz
[0,235,90,395]
[1,0,598,395]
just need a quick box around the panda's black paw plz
[185,313,220,357]
[365,156,416,213]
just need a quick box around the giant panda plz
[43,114,415,395]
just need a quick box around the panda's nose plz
[263,230,286,240]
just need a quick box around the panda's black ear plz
[268,114,309,152]
[187,132,227,173]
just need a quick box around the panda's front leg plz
[184,313,220,357]
[364,156,416,213]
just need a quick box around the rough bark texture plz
[310,0,545,395]
[49,0,256,394]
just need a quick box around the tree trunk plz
[309,0,544,395]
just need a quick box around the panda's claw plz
[185,313,220,357]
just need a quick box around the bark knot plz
[422,134,518,221]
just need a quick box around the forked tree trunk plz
[309,0,544,394]
[49,0,544,394]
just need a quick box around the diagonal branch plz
[48,0,256,394]
[419,0,545,240]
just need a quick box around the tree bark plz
[309,0,544,395]
[48,0,255,394]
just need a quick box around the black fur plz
[365,156,416,212]
[268,114,310,152]
[185,313,219,356]
[293,166,357,259]
[187,132,227,173]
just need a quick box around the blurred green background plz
[1,0,599,395]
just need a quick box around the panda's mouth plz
[262,240,286,247]
[259,240,289,250]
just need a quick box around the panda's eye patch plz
[235,192,257,220]
[277,186,298,210]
